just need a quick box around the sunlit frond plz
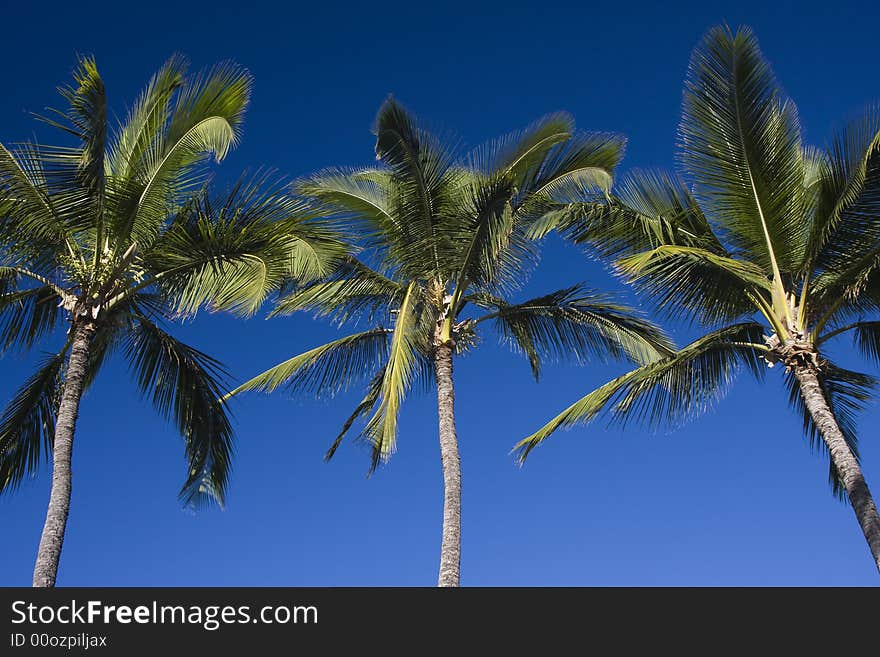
[616,244,770,324]
[514,322,766,462]
[362,282,422,471]
[225,327,391,398]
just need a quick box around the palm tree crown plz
[516,25,880,570]
[229,98,673,585]
[231,98,672,467]
[0,56,341,586]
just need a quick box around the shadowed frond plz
[35,56,107,228]
[373,98,461,280]
[0,348,67,492]
[472,284,674,379]
[324,366,386,462]
[0,283,63,353]
[123,313,234,508]
[0,143,77,259]
[804,107,880,272]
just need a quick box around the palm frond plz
[324,366,386,462]
[123,314,234,508]
[373,97,460,280]
[0,284,63,353]
[448,173,522,297]
[34,56,107,245]
[552,170,727,257]
[472,284,674,379]
[514,322,766,462]
[0,348,67,493]
[0,143,77,259]
[804,107,880,272]
[472,112,574,183]
[270,256,403,324]
[679,25,805,276]
[615,244,770,324]
[140,175,322,318]
[362,282,421,472]
[114,60,253,250]
[516,131,625,210]
[225,327,391,398]
[107,54,186,179]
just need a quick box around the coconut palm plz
[228,98,674,586]
[515,25,880,571]
[0,56,340,586]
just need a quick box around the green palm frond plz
[0,143,77,260]
[123,313,234,508]
[0,284,63,353]
[680,25,805,281]
[225,327,391,398]
[448,173,521,299]
[0,347,67,492]
[139,174,322,318]
[296,167,395,234]
[362,282,422,472]
[804,107,880,272]
[472,112,574,184]
[472,284,674,379]
[323,366,387,462]
[515,131,625,212]
[271,256,403,324]
[850,320,880,364]
[107,54,187,179]
[616,244,771,324]
[373,98,461,280]
[514,322,766,463]
[111,61,253,251]
[34,57,107,241]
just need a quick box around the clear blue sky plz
[2,0,879,586]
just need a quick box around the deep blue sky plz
[2,0,879,586]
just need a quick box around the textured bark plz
[795,365,880,571]
[434,342,461,587]
[32,321,95,587]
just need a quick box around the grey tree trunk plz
[32,321,95,587]
[434,342,461,587]
[794,365,880,571]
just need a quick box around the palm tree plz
[228,98,674,586]
[515,26,880,571]
[0,56,340,586]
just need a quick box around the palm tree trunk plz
[32,321,95,587]
[794,365,880,571]
[434,342,461,587]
